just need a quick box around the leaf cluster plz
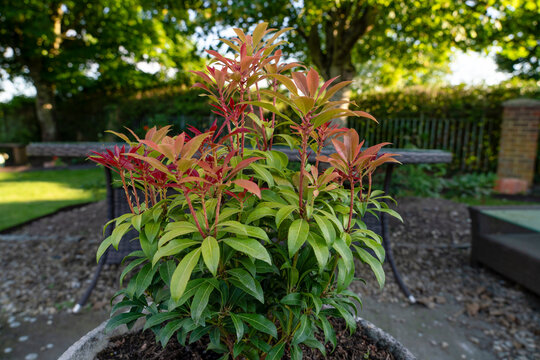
[91,23,401,360]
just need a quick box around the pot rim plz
[58,316,415,360]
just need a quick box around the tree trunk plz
[33,76,58,141]
[324,56,357,128]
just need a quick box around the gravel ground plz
[0,201,120,316]
[1,197,539,359]
[352,197,540,360]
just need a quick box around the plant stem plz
[184,191,205,238]
[347,179,355,232]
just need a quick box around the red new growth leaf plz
[232,179,262,198]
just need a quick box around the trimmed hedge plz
[352,80,540,120]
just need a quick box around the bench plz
[27,142,452,309]
[469,206,540,295]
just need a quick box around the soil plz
[96,318,395,360]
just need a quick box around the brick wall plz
[495,98,540,194]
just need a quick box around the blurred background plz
[0,1,539,359]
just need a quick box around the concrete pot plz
[59,317,416,360]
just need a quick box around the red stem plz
[184,191,205,238]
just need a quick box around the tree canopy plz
[0,0,198,140]
[194,1,500,85]
[493,0,539,80]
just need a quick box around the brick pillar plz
[494,98,540,194]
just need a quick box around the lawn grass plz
[0,167,106,231]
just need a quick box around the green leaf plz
[170,248,202,301]
[319,315,337,349]
[96,236,112,263]
[307,232,329,269]
[288,219,309,257]
[159,221,199,247]
[143,312,180,331]
[250,163,274,186]
[312,214,336,245]
[223,238,272,264]
[275,204,297,228]
[292,314,310,345]
[144,221,161,243]
[159,319,185,347]
[280,293,304,306]
[333,237,354,273]
[152,239,199,267]
[237,313,277,338]
[110,223,132,249]
[356,237,385,262]
[245,207,275,224]
[159,260,176,287]
[228,268,264,303]
[290,344,303,360]
[381,208,403,222]
[131,213,144,232]
[267,342,286,360]
[201,236,220,276]
[191,281,214,324]
[230,313,244,342]
[354,246,385,288]
[219,221,269,242]
[134,263,158,296]
[105,312,145,333]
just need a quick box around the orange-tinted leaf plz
[232,179,261,198]
[291,72,309,96]
[306,69,320,98]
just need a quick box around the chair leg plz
[72,249,109,313]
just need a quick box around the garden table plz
[27,143,451,309]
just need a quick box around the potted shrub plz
[71,23,413,360]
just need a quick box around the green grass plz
[0,167,106,231]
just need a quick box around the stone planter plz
[58,317,416,360]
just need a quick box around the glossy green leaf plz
[245,206,275,224]
[275,204,297,228]
[120,257,146,286]
[144,221,161,243]
[237,313,277,338]
[354,246,385,288]
[159,222,199,247]
[201,236,220,276]
[170,248,201,301]
[312,213,336,245]
[288,219,309,257]
[267,342,286,360]
[307,232,329,269]
[152,239,199,267]
[191,281,214,324]
[143,312,180,331]
[105,312,145,333]
[230,313,244,342]
[134,263,158,296]
[250,163,274,186]
[96,236,112,263]
[223,238,272,264]
[110,223,132,249]
[228,268,264,303]
[333,237,354,273]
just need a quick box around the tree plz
[494,0,539,80]
[0,0,197,141]
[192,0,501,123]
